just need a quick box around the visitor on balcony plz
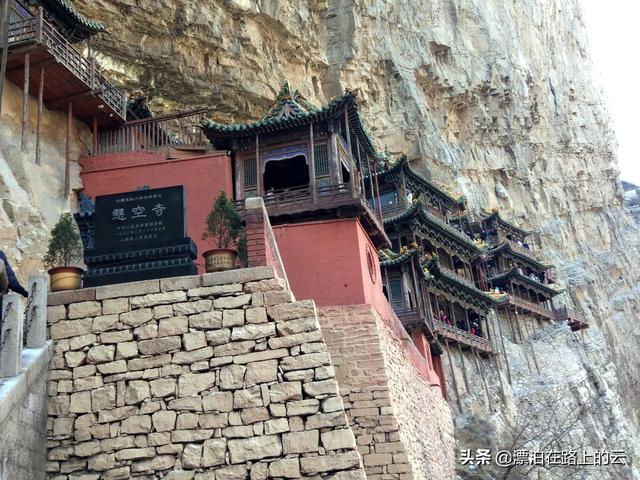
[471,319,481,337]
[523,241,531,250]
[439,310,451,325]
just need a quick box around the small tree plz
[203,192,246,260]
[44,213,83,269]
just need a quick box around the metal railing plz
[95,108,211,155]
[7,4,127,120]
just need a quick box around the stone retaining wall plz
[45,267,366,479]
[318,305,455,480]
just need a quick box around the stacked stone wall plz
[45,267,366,479]
[318,305,455,480]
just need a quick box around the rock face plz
[0,81,88,278]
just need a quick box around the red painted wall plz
[273,218,388,313]
[80,151,233,272]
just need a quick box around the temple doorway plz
[263,155,309,191]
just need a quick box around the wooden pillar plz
[309,123,317,203]
[35,66,44,164]
[494,313,512,383]
[255,133,262,196]
[0,0,9,115]
[65,102,72,198]
[527,315,541,374]
[356,139,365,193]
[21,53,30,151]
[506,306,518,343]
[450,305,470,393]
[493,313,512,385]
[444,340,463,412]
[474,348,493,410]
[92,116,98,156]
[514,308,533,374]
[372,158,383,222]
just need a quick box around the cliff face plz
[15,0,640,476]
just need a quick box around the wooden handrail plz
[95,108,211,155]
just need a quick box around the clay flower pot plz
[48,266,83,292]
[203,249,237,273]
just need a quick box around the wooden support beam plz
[92,116,98,156]
[65,102,72,198]
[496,312,512,384]
[45,88,102,109]
[6,57,55,73]
[474,348,494,411]
[0,0,9,115]
[444,339,463,412]
[255,133,261,196]
[514,308,533,374]
[309,123,316,203]
[35,66,43,164]
[21,53,29,151]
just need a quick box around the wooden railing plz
[506,295,554,320]
[554,306,588,330]
[433,319,492,352]
[381,198,407,217]
[7,4,127,120]
[394,308,425,329]
[95,108,211,155]
[438,264,478,290]
[234,182,358,215]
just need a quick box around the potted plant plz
[44,213,84,291]
[202,191,246,272]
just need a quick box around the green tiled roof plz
[200,82,381,159]
[378,247,418,267]
[488,266,563,296]
[384,201,480,253]
[425,257,508,306]
[480,209,533,237]
[41,0,106,40]
[489,241,553,271]
[373,155,466,208]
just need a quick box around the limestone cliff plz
[6,0,640,477]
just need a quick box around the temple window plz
[388,277,404,311]
[313,143,330,177]
[243,158,257,195]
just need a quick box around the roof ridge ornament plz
[261,81,319,122]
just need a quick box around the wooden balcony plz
[233,182,390,247]
[6,2,126,126]
[381,198,408,218]
[438,264,479,290]
[94,108,211,155]
[498,294,554,320]
[394,308,426,329]
[433,320,492,355]
[554,306,589,331]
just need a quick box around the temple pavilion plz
[200,82,388,248]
